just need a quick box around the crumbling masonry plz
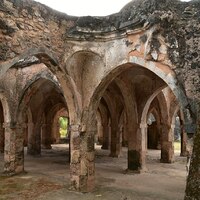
[0,0,199,199]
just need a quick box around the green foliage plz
[59,117,68,138]
[174,141,181,151]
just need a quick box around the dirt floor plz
[0,144,187,200]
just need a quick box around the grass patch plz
[0,176,63,200]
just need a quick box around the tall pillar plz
[184,102,200,200]
[51,122,60,144]
[180,124,187,157]
[101,124,110,149]
[27,122,41,155]
[138,123,147,171]
[4,122,24,174]
[110,122,122,157]
[70,124,95,192]
[41,124,52,149]
[122,122,128,147]
[23,124,28,147]
[127,122,146,172]
[160,123,174,163]
[97,123,103,145]
[0,123,4,153]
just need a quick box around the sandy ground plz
[0,144,187,200]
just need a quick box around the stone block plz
[71,150,80,164]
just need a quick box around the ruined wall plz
[0,0,199,196]
[0,0,77,63]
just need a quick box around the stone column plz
[122,123,128,147]
[160,123,174,163]
[110,122,122,157]
[23,124,28,147]
[180,124,187,157]
[184,102,200,200]
[70,124,95,192]
[27,122,33,154]
[97,123,103,145]
[138,123,147,171]
[127,123,146,172]
[101,124,110,150]
[0,123,4,153]
[4,122,25,174]
[51,122,59,144]
[27,122,41,155]
[41,124,52,149]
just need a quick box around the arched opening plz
[81,59,188,192]
[13,64,71,176]
[49,106,69,145]
[174,114,181,152]
[97,98,111,150]
[171,108,187,157]
[58,116,69,141]
[58,116,69,142]
[86,63,168,184]
[147,112,159,150]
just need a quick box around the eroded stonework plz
[0,0,199,198]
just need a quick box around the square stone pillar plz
[41,124,52,149]
[101,125,110,150]
[160,124,174,163]
[180,125,187,157]
[0,123,4,153]
[127,123,146,172]
[3,123,25,174]
[138,123,147,171]
[184,102,200,199]
[109,123,122,157]
[27,122,41,155]
[70,124,95,192]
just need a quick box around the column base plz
[1,170,26,177]
[180,152,187,157]
[70,175,95,193]
[124,167,147,174]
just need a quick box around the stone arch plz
[0,47,59,78]
[141,86,167,125]
[65,50,105,109]
[87,58,187,122]
[128,56,188,108]
[78,60,188,191]
[148,107,160,124]
[1,49,77,124]
[19,73,61,106]
[17,76,68,154]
